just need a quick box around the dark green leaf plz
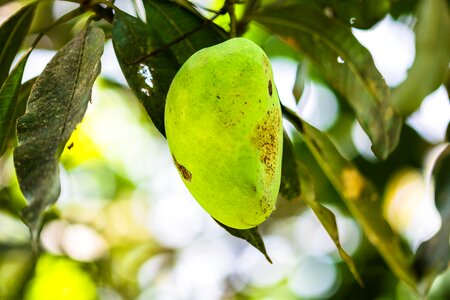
[413,145,450,294]
[315,0,390,29]
[13,26,104,246]
[143,0,228,64]
[0,52,30,157]
[215,219,272,263]
[113,1,226,136]
[279,131,301,201]
[254,5,402,160]
[112,11,177,137]
[3,77,38,151]
[282,105,416,290]
[392,0,450,116]
[0,2,36,87]
[295,158,362,285]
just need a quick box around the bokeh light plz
[24,255,97,300]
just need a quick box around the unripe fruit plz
[165,38,283,229]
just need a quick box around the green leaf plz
[13,26,104,247]
[112,1,226,136]
[2,77,37,152]
[294,157,363,286]
[413,145,450,294]
[0,2,36,87]
[392,0,450,116]
[254,4,402,160]
[143,0,228,64]
[279,131,301,201]
[282,106,416,290]
[112,11,177,137]
[0,52,30,157]
[215,219,272,263]
[315,0,390,29]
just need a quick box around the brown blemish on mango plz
[259,195,273,214]
[172,155,192,182]
[268,80,273,96]
[251,107,281,183]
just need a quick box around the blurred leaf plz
[390,0,420,19]
[13,26,104,247]
[292,61,307,103]
[254,4,402,160]
[260,34,301,60]
[316,0,390,29]
[113,1,226,136]
[279,131,301,201]
[295,159,363,286]
[0,186,26,218]
[282,105,416,290]
[29,0,53,34]
[392,0,450,116]
[215,219,272,263]
[413,145,450,294]
[355,125,432,191]
[445,69,450,99]
[0,2,36,87]
[0,52,30,157]
[327,112,358,160]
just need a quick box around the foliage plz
[0,0,449,299]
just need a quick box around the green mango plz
[165,38,283,229]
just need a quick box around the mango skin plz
[165,38,283,229]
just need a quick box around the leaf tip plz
[215,219,272,263]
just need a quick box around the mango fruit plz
[165,38,283,229]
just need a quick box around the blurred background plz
[0,0,449,299]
